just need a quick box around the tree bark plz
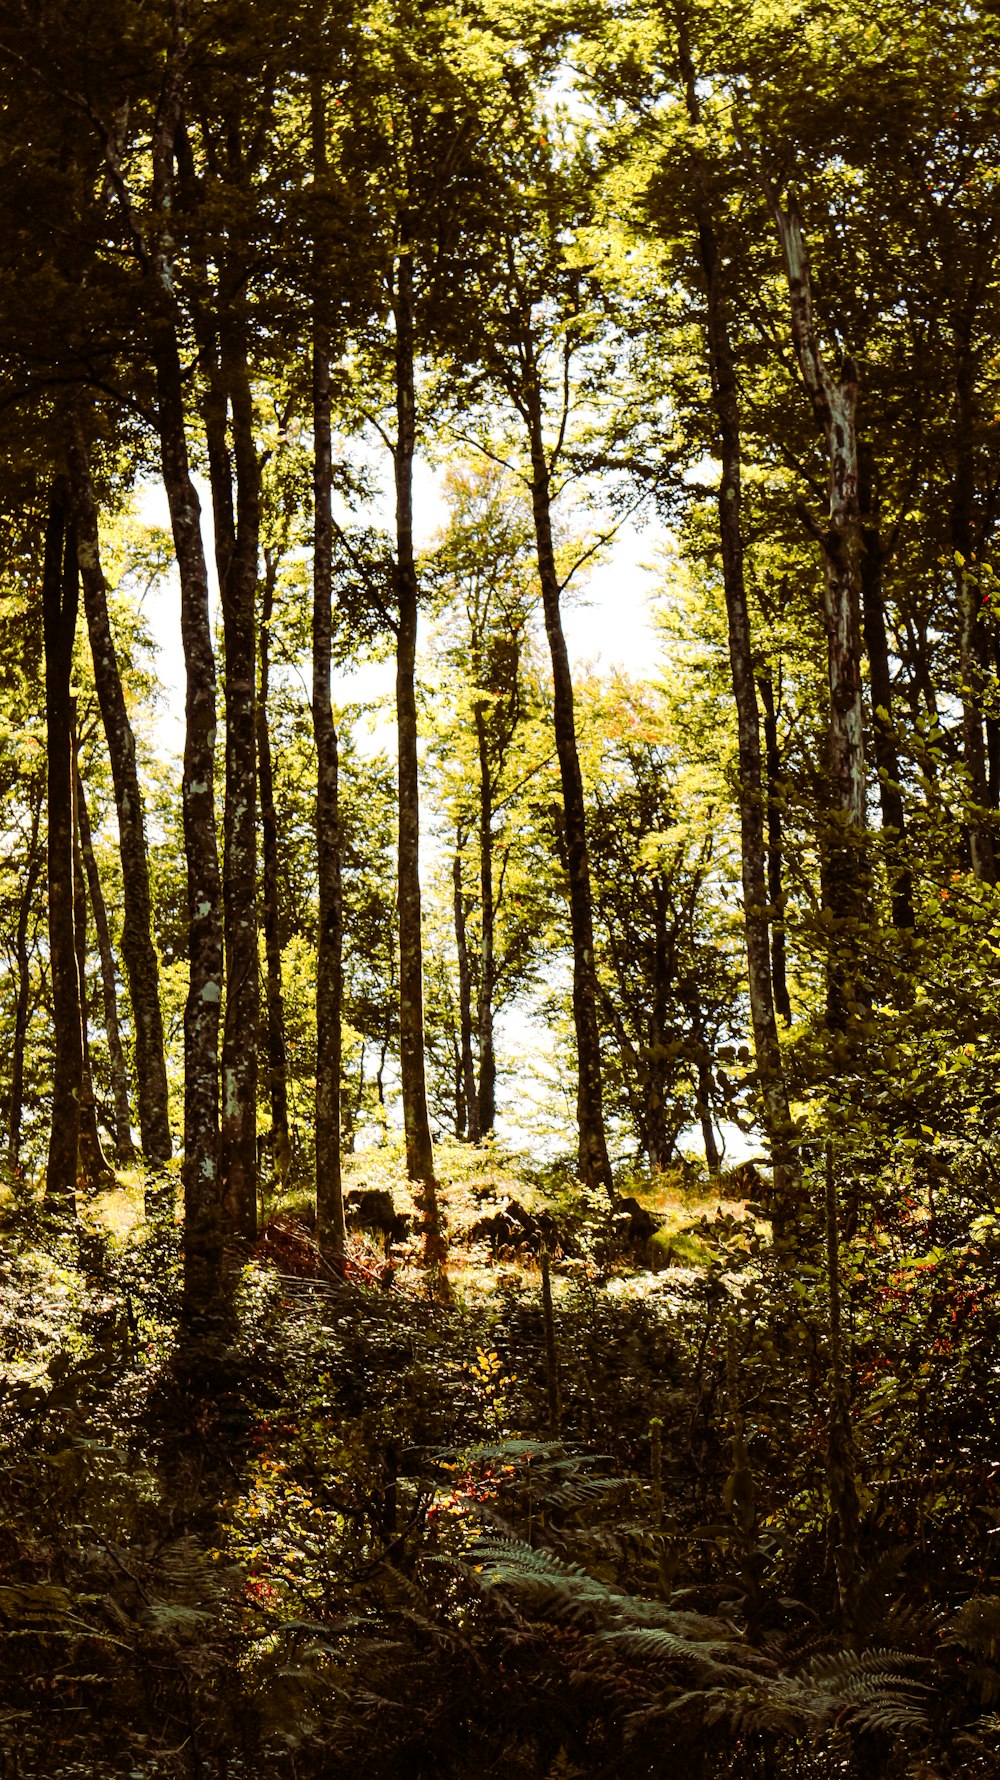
[67,420,172,1161]
[8,784,43,1170]
[952,342,996,883]
[76,762,136,1164]
[757,667,792,1021]
[152,315,224,1319]
[698,1058,721,1175]
[452,838,478,1142]
[523,379,614,1197]
[678,71,797,1207]
[43,482,82,1212]
[218,321,260,1238]
[393,244,435,1186]
[311,89,347,1259]
[474,703,497,1137]
[257,552,291,1190]
[72,719,114,1191]
[770,197,868,1023]
[98,23,224,1314]
[858,447,914,928]
[647,877,670,1169]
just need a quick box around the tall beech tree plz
[67,422,172,1163]
[257,550,292,1192]
[172,97,264,1238]
[426,464,541,1141]
[445,121,620,1194]
[684,139,798,1198]
[71,714,114,1189]
[769,193,868,1023]
[390,232,435,1186]
[310,79,347,1260]
[42,481,82,1210]
[334,2,509,1190]
[76,763,136,1164]
[216,318,262,1240]
[7,781,44,1169]
[98,23,229,1316]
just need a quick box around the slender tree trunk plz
[757,668,792,1022]
[257,553,291,1189]
[858,449,914,929]
[647,879,670,1169]
[393,246,435,1186]
[698,1058,721,1175]
[43,483,82,1212]
[453,838,478,1143]
[686,183,797,1210]
[9,786,43,1169]
[770,198,868,1024]
[218,321,260,1238]
[152,315,224,1319]
[73,719,114,1190]
[67,422,172,1161]
[523,381,614,1197]
[825,1141,860,1621]
[953,345,996,883]
[76,765,136,1164]
[311,91,347,1259]
[474,706,497,1137]
[451,1035,465,1139]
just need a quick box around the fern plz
[949,1595,1000,1662]
[597,1624,766,1684]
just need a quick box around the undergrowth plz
[0,1153,998,1777]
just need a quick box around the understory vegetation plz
[1,1144,999,1778]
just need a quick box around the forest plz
[0,0,998,1774]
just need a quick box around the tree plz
[581,674,742,1170]
[424,463,542,1140]
[442,109,622,1194]
[310,77,347,1259]
[67,424,172,1164]
[42,482,82,1211]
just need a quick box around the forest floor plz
[0,1145,996,1778]
[76,1136,765,1310]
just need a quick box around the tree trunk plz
[757,667,792,1022]
[953,344,996,883]
[858,447,914,928]
[43,482,82,1212]
[8,785,43,1170]
[257,552,291,1191]
[393,245,435,1186]
[311,93,347,1260]
[72,719,114,1190]
[474,704,497,1137]
[217,321,260,1239]
[685,172,798,1211]
[698,1058,721,1175]
[453,838,478,1142]
[523,380,614,1197]
[647,878,671,1169]
[76,765,136,1164]
[770,197,868,1023]
[67,419,172,1162]
[152,315,224,1319]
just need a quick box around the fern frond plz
[949,1595,1000,1661]
[597,1624,763,1684]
